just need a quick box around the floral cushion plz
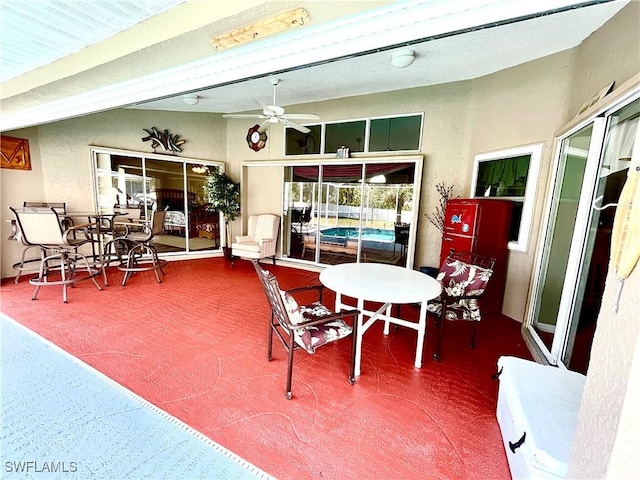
[280,290,352,354]
[426,258,493,322]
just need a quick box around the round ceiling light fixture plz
[183,94,199,105]
[391,49,415,68]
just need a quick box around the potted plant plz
[203,169,240,259]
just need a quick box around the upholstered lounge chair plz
[231,214,280,266]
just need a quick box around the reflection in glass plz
[285,125,321,155]
[94,153,221,254]
[532,124,593,352]
[283,162,415,266]
[325,121,366,153]
[369,115,421,152]
[474,155,531,242]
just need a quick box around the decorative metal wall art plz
[141,127,186,154]
[1,135,31,170]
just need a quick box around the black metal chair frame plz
[393,222,410,257]
[252,260,359,399]
[431,249,496,362]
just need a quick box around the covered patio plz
[1,258,530,479]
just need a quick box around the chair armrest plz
[64,222,94,242]
[258,237,275,246]
[113,222,151,240]
[286,284,325,302]
[290,309,359,330]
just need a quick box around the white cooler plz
[496,356,586,479]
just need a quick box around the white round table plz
[319,263,442,377]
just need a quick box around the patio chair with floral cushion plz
[252,260,359,399]
[427,250,495,361]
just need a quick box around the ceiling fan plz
[223,78,319,134]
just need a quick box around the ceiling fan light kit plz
[223,78,319,139]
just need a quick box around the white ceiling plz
[0,0,630,130]
[0,0,184,83]
[131,1,629,114]
[133,2,624,113]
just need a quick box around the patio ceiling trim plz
[0,0,616,132]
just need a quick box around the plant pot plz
[222,246,233,261]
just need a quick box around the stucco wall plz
[568,239,640,479]
[227,55,575,321]
[569,1,640,119]
[0,127,45,277]
[466,50,576,320]
[566,5,640,473]
[38,109,226,210]
[3,4,638,326]
[1,110,225,278]
[0,51,607,322]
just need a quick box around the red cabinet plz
[440,199,512,314]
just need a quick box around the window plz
[91,146,224,254]
[284,114,422,155]
[281,159,421,267]
[470,144,542,252]
[369,115,422,152]
[325,120,366,153]
[284,125,321,155]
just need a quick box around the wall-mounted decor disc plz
[246,125,267,151]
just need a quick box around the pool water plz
[319,227,394,243]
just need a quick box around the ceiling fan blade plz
[263,105,285,116]
[223,113,268,119]
[282,119,310,134]
[257,120,271,133]
[283,113,320,120]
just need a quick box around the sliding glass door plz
[92,147,224,255]
[283,160,419,267]
[526,95,639,373]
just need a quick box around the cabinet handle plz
[509,432,526,453]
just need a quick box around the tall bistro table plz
[66,211,128,285]
[319,263,442,377]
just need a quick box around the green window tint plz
[284,125,321,155]
[325,121,366,153]
[474,155,531,198]
[369,115,421,152]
